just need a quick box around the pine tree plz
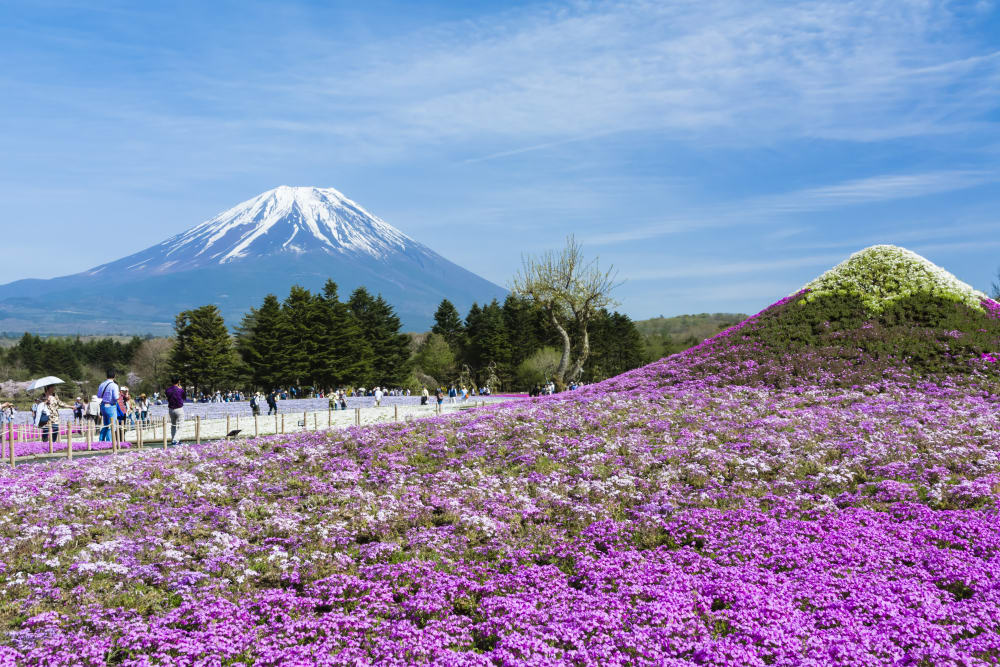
[432,299,464,352]
[348,287,411,387]
[464,299,510,384]
[583,310,645,381]
[169,305,240,394]
[313,280,373,389]
[281,285,321,388]
[236,294,287,390]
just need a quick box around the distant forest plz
[0,297,742,399]
[635,313,748,361]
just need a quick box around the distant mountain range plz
[0,186,507,334]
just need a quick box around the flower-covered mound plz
[800,245,989,313]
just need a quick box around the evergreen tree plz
[313,280,372,389]
[583,310,645,382]
[348,287,411,386]
[464,299,510,384]
[431,299,464,352]
[236,294,288,390]
[502,295,548,371]
[169,305,240,394]
[281,285,321,388]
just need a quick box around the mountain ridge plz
[0,186,507,334]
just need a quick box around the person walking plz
[166,377,185,446]
[374,386,383,407]
[420,386,429,406]
[267,389,278,415]
[96,370,120,442]
[250,392,261,416]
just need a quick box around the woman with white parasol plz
[29,376,71,443]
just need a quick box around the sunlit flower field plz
[2,248,1000,665]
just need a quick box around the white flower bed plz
[797,244,988,312]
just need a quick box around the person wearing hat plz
[39,384,71,443]
[136,393,149,426]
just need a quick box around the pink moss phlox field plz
[3,300,1000,663]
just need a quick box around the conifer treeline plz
[0,334,143,380]
[170,280,411,393]
[417,296,644,390]
[170,287,645,393]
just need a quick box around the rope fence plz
[1,400,489,466]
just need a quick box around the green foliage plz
[412,333,456,383]
[634,313,747,362]
[236,294,287,390]
[583,310,645,382]
[0,333,144,381]
[169,305,241,393]
[516,347,562,389]
[708,291,1000,388]
[464,300,510,385]
[431,299,464,352]
[348,287,411,387]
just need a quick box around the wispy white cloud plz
[586,168,999,245]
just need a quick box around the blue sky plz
[2,0,999,319]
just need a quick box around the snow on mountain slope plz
[88,186,430,276]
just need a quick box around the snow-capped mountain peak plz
[90,186,424,276]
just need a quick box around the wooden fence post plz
[196,416,201,445]
[394,405,399,422]
[66,423,72,460]
[162,416,168,449]
[226,415,231,441]
[8,421,14,466]
[111,418,118,454]
[303,411,307,432]
[355,407,360,426]
[313,413,318,431]
[281,414,285,434]
[328,409,331,428]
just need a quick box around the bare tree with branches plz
[511,235,621,391]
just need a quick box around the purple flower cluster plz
[2,305,1000,663]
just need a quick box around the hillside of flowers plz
[2,247,1000,665]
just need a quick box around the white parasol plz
[27,376,65,391]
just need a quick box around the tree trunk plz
[568,322,590,382]
[551,310,572,391]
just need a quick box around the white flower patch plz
[798,245,989,312]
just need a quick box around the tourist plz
[267,389,278,415]
[73,397,84,422]
[448,386,457,403]
[436,388,444,406]
[460,386,468,402]
[250,392,261,416]
[136,393,149,425]
[120,387,137,427]
[328,391,338,412]
[40,384,71,443]
[87,393,101,424]
[374,386,383,407]
[97,370,120,442]
[166,377,185,446]
[421,386,429,406]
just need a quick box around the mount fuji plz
[0,186,507,334]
